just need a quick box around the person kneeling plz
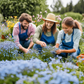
[55,17,82,58]
[13,13,36,53]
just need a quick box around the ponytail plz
[73,20,83,34]
[62,17,83,34]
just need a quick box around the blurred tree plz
[66,4,69,12]
[60,0,73,14]
[60,7,66,14]
[73,0,84,14]
[50,0,63,12]
[69,0,73,11]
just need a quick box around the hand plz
[40,41,46,47]
[56,49,62,54]
[24,49,29,53]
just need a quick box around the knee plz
[69,52,78,58]
[59,53,67,58]
[33,44,42,50]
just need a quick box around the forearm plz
[55,43,59,48]
[19,45,26,52]
[28,41,34,49]
[36,40,42,45]
[61,48,76,53]
[36,40,46,47]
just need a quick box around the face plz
[62,23,73,34]
[21,20,29,30]
[45,20,54,30]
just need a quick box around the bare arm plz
[27,41,34,50]
[19,45,29,53]
[56,48,76,54]
[61,48,76,53]
[55,43,59,48]
[55,43,76,54]
[36,40,46,47]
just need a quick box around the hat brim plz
[42,18,59,24]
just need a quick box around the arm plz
[56,48,76,54]
[55,43,59,48]
[33,25,42,43]
[55,30,63,48]
[33,25,46,47]
[55,43,76,54]
[19,45,29,53]
[54,28,59,44]
[27,41,34,50]
[26,23,36,50]
[36,40,46,47]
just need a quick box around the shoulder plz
[36,24,42,31]
[74,29,81,35]
[59,30,64,34]
[14,22,19,28]
[29,23,36,29]
[56,28,59,32]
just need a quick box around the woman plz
[33,13,59,51]
[55,17,82,58]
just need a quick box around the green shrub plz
[0,13,4,23]
[0,0,49,18]
[64,12,83,21]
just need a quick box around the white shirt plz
[56,29,81,51]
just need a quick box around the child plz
[55,17,82,58]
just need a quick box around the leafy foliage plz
[0,13,4,23]
[64,12,83,20]
[0,0,48,18]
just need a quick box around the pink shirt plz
[13,22,36,47]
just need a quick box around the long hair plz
[42,22,57,34]
[62,17,82,33]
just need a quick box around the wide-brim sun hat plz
[42,13,59,24]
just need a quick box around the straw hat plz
[42,13,59,24]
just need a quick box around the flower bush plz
[0,24,11,39]
[6,16,18,35]
[0,13,4,23]
[0,58,84,84]
[32,11,47,26]
[0,41,19,61]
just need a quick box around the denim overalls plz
[59,29,80,58]
[33,32,55,50]
[19,22,30,48]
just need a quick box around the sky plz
[46,0,79,11]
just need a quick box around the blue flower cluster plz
[16,58,84,84]
[0,42,84,84]
[0,41,19,60]
[0,58,47,80]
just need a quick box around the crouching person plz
[13,13,36,53]
[33,13,59,52]
[55,17,82,58]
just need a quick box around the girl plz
[55,17,82,58]
[33,13,59,51]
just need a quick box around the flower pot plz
[1,35,5,39]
